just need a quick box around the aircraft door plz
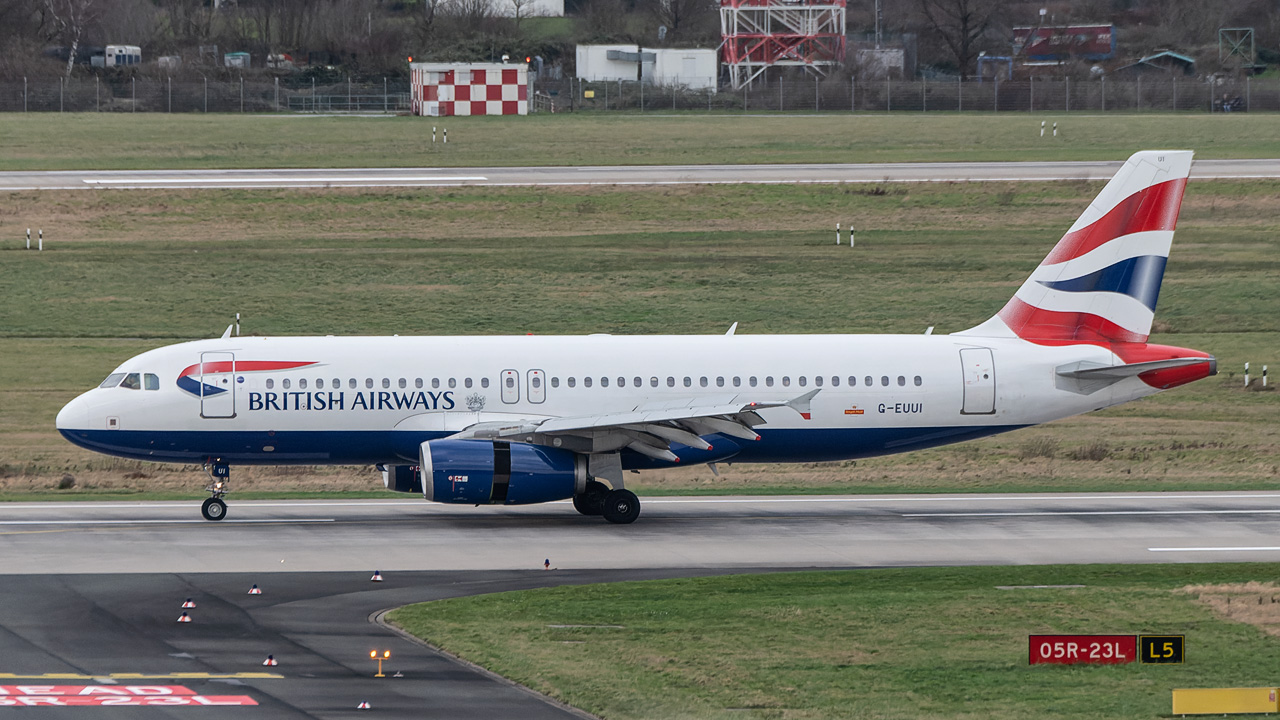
[200,351,236,418]
[959,348,995,415]
[528,369,546,404]
[501,369,520,404]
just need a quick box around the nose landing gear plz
[201,462,230,521]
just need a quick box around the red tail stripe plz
[1042,177,1186,265]
[998,297,1148,344]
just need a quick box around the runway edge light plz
[262,655,278,667]
[357,701,372,709]
[371,570,383,582]
[177,612,192,623]
[181,598,196,608]
[248,584,262,595]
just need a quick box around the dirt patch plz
[1181,582,1280,636]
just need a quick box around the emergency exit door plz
[960,348,996,415]
[199,351,236,418]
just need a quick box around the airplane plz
[56,150,1215,524]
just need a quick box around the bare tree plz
[916,0,1004,79]
[645,0,717,44]
[41,0,98,77]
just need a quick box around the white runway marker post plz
[38,229,42,251]
[443,128,447,145]
[432,126,436,143]
[836,222,841,245]
[1245,362,1250,387]
[1264,365,1268,388]
[26,228,30,249]
[1053,122,1058,137]
[849,224,855,249]
[1040,121,1045,137]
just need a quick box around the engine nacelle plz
[420,439,587,505]
[381,464,423,495]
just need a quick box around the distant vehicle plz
[57,152,1214,525]
[104,45,141,67]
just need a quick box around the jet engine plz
[419,439,587,505]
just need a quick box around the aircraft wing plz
[449,389,820,462]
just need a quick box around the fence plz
[0,77,412,113]
[536,76,1275,113]
[1,75,1274,113]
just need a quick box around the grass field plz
[387,564,1280,719]
[2,113,1279,170]
[1,178,1276,497]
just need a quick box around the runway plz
[3,492,1278,717]
[1,158,1277,190]
[3,492,1279,575]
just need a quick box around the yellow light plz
[382,651,391,659]
[369,650,377,658]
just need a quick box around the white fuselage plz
[56,333,1155,468]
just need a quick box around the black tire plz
[201,497,227,521]
[572,480,609,516]
[602,489,640,524]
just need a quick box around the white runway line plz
[83,176,487,185]
[0,518,336,525]
[903,509,1280,517]
[1149,546,1280,553]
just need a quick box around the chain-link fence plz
[0,77,412,113]
[1,75,1274,113]
[539,76,1276,113]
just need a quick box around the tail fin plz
[958,150,1193,345]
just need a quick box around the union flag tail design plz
[959,150,1193,345]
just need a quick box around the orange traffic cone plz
[177,612,192,623]
[357,701,371,709]
[262,655,278,667]
[181,598,196,609]
[247,584,262,595]
[371,570,384,582]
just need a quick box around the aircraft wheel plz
[572,480,609,516]
[602,489,640,525]
[201,497,227,521]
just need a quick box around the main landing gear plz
[201,462,230,521]
[573,479,640,524]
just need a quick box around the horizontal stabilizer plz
[1055,357,1212,395]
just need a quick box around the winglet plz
[786,389,821,420]
[220,324,234,340]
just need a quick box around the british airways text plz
[247,391,455,411]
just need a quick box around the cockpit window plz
[120,373,142,390]
[99,373,126,389]
[144,373,159,391]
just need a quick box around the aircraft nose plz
[56,396,90,431]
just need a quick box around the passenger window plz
[831,376,840,387]
[415,378,423,389]
[399,378,407,389]
[449,378,457,388]
[716,377,725,387]
[667,376,676,388]
[144,373,159,391]
[349,378,357,389]
[299,379,308,389]
[266,378,274,389]
[121,373,141,390]
[481,378,490,388]
[365,378,373,389]
[765,376,774,387]
[782,376,790,387]
[502,377,511,389]
[99,373,126,389]
[634,377,642,387]
[568,377,576,388]
[532,376,542,389]
[584,377,593,388]
[617,377,625,388]
[881,376,889,387]
[465,378,473,388]
[814,376,822,387]
[551,377,560,388]
[749,377,758,387]
[864,376,873,387]
[432,378,440,389]
[601,377,609,388]
[914,375,923,386]
[332,378,339,389]
[733,376,741,387]
[382,378,390,389]
[683,377,691,387]
[316,379,325,389]
[700,377,708,387]
[650,377,658,387]
[798,376,807,387]
[282,378,291,390]
[898,376,906,386]
[847,376,854,387]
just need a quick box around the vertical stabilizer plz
[958,150,1193,344]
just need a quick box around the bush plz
[1019,437,1059,459]
[1067,441,1111,462]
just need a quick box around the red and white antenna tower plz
[720,0,847,89]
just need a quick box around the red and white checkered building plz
[410,62,529,117]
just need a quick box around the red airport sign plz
[1029,635,1136,665]
[0,685,256,707]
